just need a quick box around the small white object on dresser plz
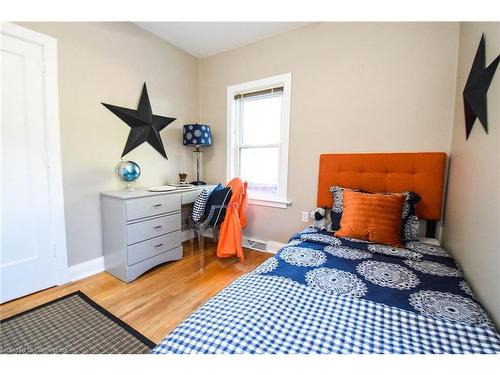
[100,186,213,282]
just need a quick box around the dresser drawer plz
[127,231,180,266]
[126,213,181,245]
[126,246,182,282]
[125,194,181,221]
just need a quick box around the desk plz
[100,185,214,282]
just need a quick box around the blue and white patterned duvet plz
[153,228,500,354]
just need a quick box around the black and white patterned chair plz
[188,187,232,251]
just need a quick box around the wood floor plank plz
[0,241,271,344]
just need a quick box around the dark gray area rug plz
[0,291,155,354]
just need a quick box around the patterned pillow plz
[329,186,421,241]
[400,191,421,241]
[192,185,220,222]
[329,186,360,231]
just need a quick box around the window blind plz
[234,86,283,100]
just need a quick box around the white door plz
[1,24,67,303]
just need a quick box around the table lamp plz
[183,124,212,185]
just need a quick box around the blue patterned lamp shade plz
[183,124,212,147]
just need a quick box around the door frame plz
[1,22,69,285]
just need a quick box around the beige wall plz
[442,23,500,325]
[199,22,459,243]
[18,22,199,266]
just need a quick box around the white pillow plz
[192,186,216,222]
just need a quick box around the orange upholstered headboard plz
[317,153,446,221]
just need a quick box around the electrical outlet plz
[301,211,309,223]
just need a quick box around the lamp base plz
[191,181,206,186]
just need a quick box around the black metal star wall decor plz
[102,83,176,158]
[463,34,500,140]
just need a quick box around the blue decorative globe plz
[115,160,141,182]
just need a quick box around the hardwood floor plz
[0,240,272,344]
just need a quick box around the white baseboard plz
[241,236,286,253]
[68,256,105,282]
[185,229,283,254]
[266,240,287,254]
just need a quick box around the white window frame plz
[226,73,292,209]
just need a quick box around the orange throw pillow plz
[336,191,405,247]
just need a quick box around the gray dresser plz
[100,187,210,282]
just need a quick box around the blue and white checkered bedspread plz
[153,229,500,354]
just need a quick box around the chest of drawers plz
[100,187,210,282]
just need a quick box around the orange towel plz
[216,178,248,262]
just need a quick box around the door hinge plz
[52,243,57,257]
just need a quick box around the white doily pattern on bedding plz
[324,245,373,260]
[253,257,279,274]
[300,233,342,246]
[280,247,327,267]
[356,261,420,290]
[405,241,451,258]
[409,290,490,326]
[367,244,423,261]
[404,260,462,277]
[305,268,367,298]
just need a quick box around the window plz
[227,73,291,208]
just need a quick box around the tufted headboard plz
[317,153,447,221]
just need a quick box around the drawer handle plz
[153,225,162,230]
[154,243,164,248]
[152,203,163,208]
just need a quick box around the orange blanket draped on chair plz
[216,177,248,262]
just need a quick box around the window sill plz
[247,198,291,209]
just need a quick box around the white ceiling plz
[134,22,309,58]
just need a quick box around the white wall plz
[18,22,199,266]
[199,22,459,243]
[442,22,500,325]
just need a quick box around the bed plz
[152,153,500,354]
